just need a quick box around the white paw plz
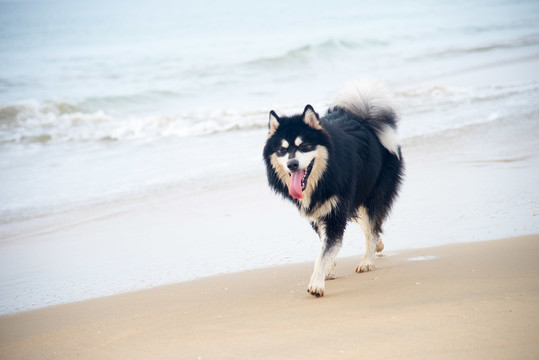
[307,279,325,297]
[355,261,376,273]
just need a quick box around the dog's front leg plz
[307,219,344,297]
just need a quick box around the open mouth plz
[288,160,314,199]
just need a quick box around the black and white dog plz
[263,81,404,297]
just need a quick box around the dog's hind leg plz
[326,260,337,280]
[355,206,379,273]
[307,218,344,297]
[376,237,384,252]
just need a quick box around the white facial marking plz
[277,155,288,170]
[295,150,316,170]
[276,137,317,173]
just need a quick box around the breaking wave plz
[0,100,269,145]
[1,80,537,146]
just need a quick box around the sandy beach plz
[1,235,538,359]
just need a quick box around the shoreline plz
[1,234,538,359]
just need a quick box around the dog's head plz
[263,105,330,201]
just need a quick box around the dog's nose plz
[287,159,299,171]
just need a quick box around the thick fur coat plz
[263,81,404,296]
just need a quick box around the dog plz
[262,81,404,297]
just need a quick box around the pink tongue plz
[289,170,305,199]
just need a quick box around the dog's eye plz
[299,143,315,152]
[276,147,287,156]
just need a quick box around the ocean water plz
[1,0,538,222]
[1,0,539,313]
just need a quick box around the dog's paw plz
[307,285,325,297]
[355,262,376,273]
[307,278,325,297]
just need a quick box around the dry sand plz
[1,234,538,359]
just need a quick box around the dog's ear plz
[268,110,280,137]
[302,105,322,130]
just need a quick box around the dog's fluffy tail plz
[330,80,400,158]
